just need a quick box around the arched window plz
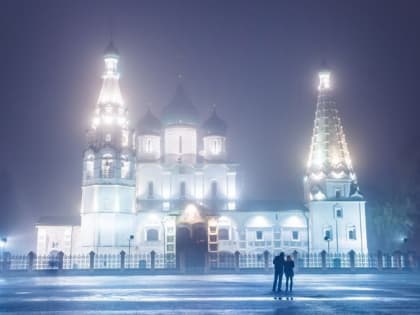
[145,138,152,153]
[219,228,229,241]
[147,229,159,241]
[211,181,218,199]
[347,226,357,240]
[121,155,130,179]
[147,182,154,199]
[180,182,186,199]
[101,154,113,178]
[179,136,183,154]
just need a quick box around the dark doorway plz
[176,223,208,272]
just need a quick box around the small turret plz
[137,108,162,161]
[202,107,227,161]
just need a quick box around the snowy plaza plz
[1,273,419,314]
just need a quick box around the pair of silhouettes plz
[272,252,294,293]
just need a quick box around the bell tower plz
[305,67,368,254]
[80,42,136,253]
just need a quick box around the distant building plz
[36,44,368,267]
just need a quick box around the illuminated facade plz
[35,44,368,265]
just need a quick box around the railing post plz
[120,251,126,270]
[204,252,209,273]
[402,251,409,269]
[321,250,327,269]
[28,251,35,271]
[89,251,95,270]
[57,251,64,271]
[377,250,383,270]
[150,251,155,271]
[349,250,356,269]
[234,251,240,271]
[263,250,269,271]
[180,251,186,273]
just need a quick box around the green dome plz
[202,108,227,136]
[137,108,161,135]
[161,85,199,127]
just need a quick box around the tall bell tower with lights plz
[80,42,136,253]
[304,67,368,254]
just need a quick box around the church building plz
[35,43,368,267]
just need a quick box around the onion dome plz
[104,41,119,58]
[202,107,227,136]
[137,108,161,135]
[161,85,199,127]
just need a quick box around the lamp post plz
[324,234,331,267]
[403,237,408,253]
[324,235,330,254]
[128,235,134,256]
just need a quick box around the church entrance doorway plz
[176,223,208,272]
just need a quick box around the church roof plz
[137,108,161,135]
[161,85,199,127]
[202,107,227,136]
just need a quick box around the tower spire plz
[91,42,127,130]
[305,68,360,201]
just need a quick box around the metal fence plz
[1,250,417,272]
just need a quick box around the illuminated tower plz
[80,42,136,253]
[305,68,368,254]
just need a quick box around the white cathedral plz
[36,43,368,266]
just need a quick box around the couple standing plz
[272,252,294,293]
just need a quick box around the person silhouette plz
[284,255,295,293]
[272,252,285,292]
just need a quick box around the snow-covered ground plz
[0,274,419,314]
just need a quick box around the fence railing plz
[0,250,417,272]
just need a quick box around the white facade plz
[35,46,368,262]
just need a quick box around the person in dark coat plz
[284,255,295,293]
[272,252,285,292]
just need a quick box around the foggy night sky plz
[1,0,419,250]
